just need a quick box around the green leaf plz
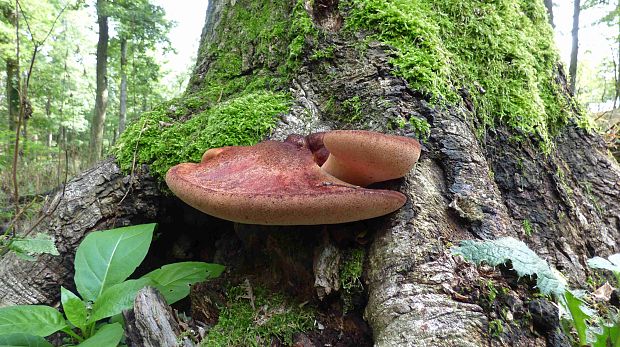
[588,254,620,284]
[9,250,37,262]
[143,262,224,304]
[561,290,594,346]
[592,322,620,347]
[90,278,153,322]
[74,223,156,302]
[75,323,123,347]
[0,306,67,337]
[0,333,53,347]
[451,237,566,296]
[60,287,87,330]
[588,256,620,273]
[9,234,59,257]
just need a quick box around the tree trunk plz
[544,0,554,28]
[6,59,19,133]
[118,37,128,137]
[612,2,620,109]
[89,0,109,164]
[4,5,18,134]
[1,1,619,346]
[569,0,581,94]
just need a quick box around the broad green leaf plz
[0,306,67,337]
[90,278,153,322]
[562,290,593,346]
[60,287,87,330]
[451,237,567,296]
[0,333,53,347]
[9,234,59,257]
[76,323,123,347]
[143,262,225,304]
[74,223,156,302]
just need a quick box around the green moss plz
[488,319,504,338]
[522,219,533,237]
[409,116,431,140]
[114,91,290,180]
[310,46,335,61]
[202,285,314,347]
[339,247,365,312]
[344,0,580,151]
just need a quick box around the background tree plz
[88,0,108,164]
[570,0,581,93]
[544,0,554,27]
[111,0,171,138]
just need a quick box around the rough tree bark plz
[1,1,619,346]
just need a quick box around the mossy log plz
[1,0,619,346]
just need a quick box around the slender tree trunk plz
[616,5,620,108]
[118,37,128,137]
[544,0,554,28]
[89,0,109,163]
[569,0,581,94]
[6,59,19,132]
[46,93,52,147]
[3,6,18,133]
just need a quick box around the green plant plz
[451,237,566,296]
[0,223,224,346]
[488,319,504,338]
[452,237,620,346]
[1,231,59,260]
[588,254,620,285]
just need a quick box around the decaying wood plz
[124,287,195,347]
[0,159,160,306]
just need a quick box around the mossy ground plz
[343,0,579,151]
[201,284,314,347]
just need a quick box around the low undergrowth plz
[202,283,314,347]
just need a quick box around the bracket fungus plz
[309,130,422,187]
[165,131,421,225]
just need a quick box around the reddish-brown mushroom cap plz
[165,140,406,225]
[319,130,421,187]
